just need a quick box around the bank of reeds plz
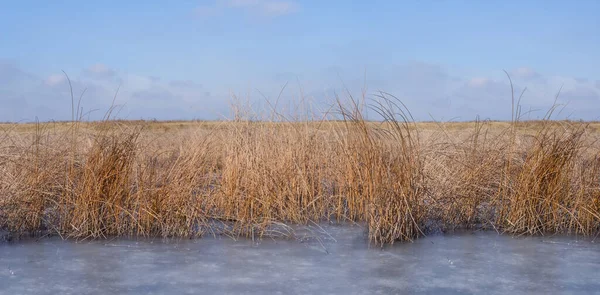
[1,91,599,245]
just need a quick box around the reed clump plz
[61,127,139,238]
[497,121,593,235]
[332,93,426,244]
[1,91,600,245]
[424,118,505,231]
[217,121,332,237]
[131,131,220,238]
[0,123,64,234]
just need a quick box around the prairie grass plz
[1,93,599,245]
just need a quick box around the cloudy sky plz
[1,0,599,122]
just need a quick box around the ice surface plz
[1,225,599,294]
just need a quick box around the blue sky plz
[1,0,599,122]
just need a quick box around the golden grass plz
[1,95,599,246]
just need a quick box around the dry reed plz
[1,88,600,245]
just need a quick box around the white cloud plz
[44,74,66,86]
[511,67,543,81]
[0,63,221,122]
[195,0,299,18]
[169,80,202,89]
[1,62,599,122]
[0,61,35,86]
[261,1,299,16]
[265,64,598,121]
[83,64,117,81]
[88,63,112,74]
[224,0,261,8]
[467,77,490,88]
[561,86,600,102]
[88,64,114,75]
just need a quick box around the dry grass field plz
[1,95,599,245]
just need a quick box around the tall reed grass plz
[1,85,599,245]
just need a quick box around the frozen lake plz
[1,225,600,294]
